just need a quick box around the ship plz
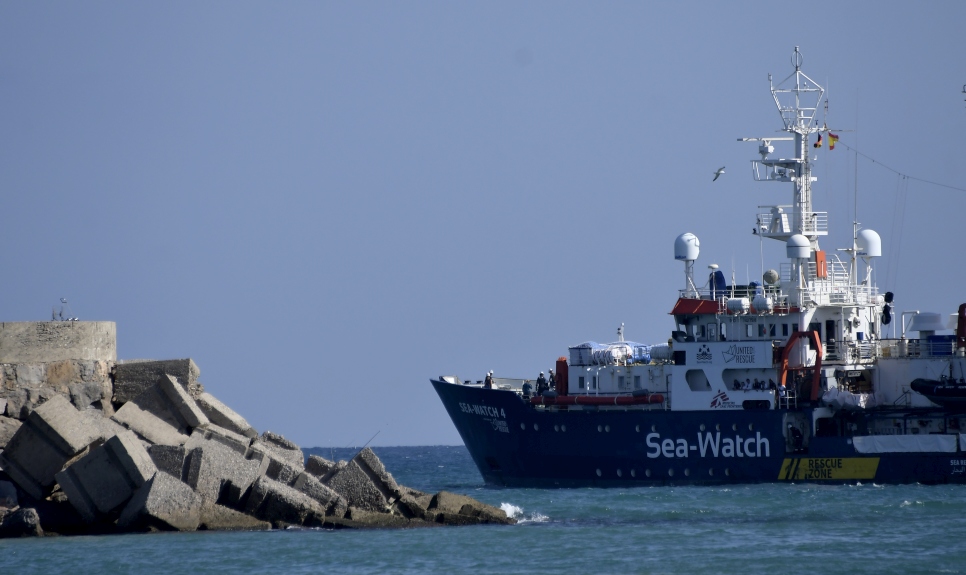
[431,47,966,486]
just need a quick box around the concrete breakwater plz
[0,322,512,537]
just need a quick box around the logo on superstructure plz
[722,344,756,364]
[696,345,712,363]
[710,390,730,408]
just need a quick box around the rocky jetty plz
[0,322,512,536]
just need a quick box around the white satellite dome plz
[674,233,700,261]
[786,234,810,259]
[856,229,882,258]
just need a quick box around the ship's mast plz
[740,47,827,312]
[769,46,824,250]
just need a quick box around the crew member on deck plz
[522,380,533,398]
[536,372,548,394]
[484,371,493,389]
[548,369,556,390]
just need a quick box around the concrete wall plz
[0,322,117,364]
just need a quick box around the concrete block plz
[0,397,6,416]
[195,392,258,439]
[0,416,22,448]
[341,506,414,529]
[252,431,304,469]
[0,322,117,363]
[292,472,348,517]
[199,504,271,531]
[113,359,202,404]
[323,447,399,512]
[0,395,100,499]
[185,424,250,456]
[184,438,267,508]
[305,455,337,478]
[112,375,209,446]
[55,430,157,522]
[117,471,200,532]
[148,445,186,479]
[244,476,324,527]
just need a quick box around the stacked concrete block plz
[55,430,157,522]
[117,472,200,532]
[195,392,257,439]
[0,395,101,499]
[243,476,325,527]
[304,454,338,478]
[147,445,187,479]
[291,472,348,517]
[324,447,400,513]
[113,359,202,404]
[252,431,304,469]
[112,375,209,446]
[185,424,251,456]
[184,437,267,508]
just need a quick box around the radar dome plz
[763,269,780,285]
[674,233,700,261]
[856,229,882,258]
[786,234,810,259]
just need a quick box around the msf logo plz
[710,390,729,408]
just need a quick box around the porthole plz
[635,425,640,433]
[732,423,738,431]
[748,423,754,431]
[631,469,637,478]
[597,425,603,433]
[554,425,559,432]
[668,468,675,477]
[617,469,623,477]
[561,425,566,432]
[651,424,657,432]
[520,423,526,430]
[700,424,706,431]
[533,424,539,431]
[725,468,731,477]
[645,469,652,477]
[605,425,610,433]
[716,424,721,431]
[596,469,602,477]
[709,468,714,476]
[684,469,690,477]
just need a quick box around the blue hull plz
[432,379,966,486]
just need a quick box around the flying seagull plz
[713,167,725,182]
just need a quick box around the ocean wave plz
[501,502,549,524]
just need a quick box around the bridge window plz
[578,376,585,389]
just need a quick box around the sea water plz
[3,445,966,575]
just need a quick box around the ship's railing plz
[779,263,878,306]
[755,206,828,237]
[824,340,877,363]
[676,286,789,307]
[879,338,960,359]
[449,376,531,391]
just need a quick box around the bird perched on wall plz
[713,166,725,181]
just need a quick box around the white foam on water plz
[500,503,549,524]
[500,502,523,518]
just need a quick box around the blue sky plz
[2,2,964,446]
